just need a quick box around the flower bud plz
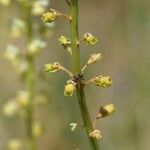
[99,103,115,117]
[8,139,22,150]
[44,62,61,72]
[87,53,102,65]
[32,122,44,138]
[64,80,76,96]
[93,75,113,88]
[89,129,102,139]
[41,10,57,23]
[83,33,98,46]
[28,39,46,56]
[2,100,19,117]
[16,90,30,107]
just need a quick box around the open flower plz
[83,33,98,46]
[64,80,76,96]
[44,62,61,72]
[93,75,113,88]
[87,53,102,65]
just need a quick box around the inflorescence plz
[42,7,116,140]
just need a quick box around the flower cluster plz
[4,38,46,78]
[2,1,49,148]
[2,90,46,145]
[42,6,116,141]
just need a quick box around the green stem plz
[70,0,100,149]
[24,1,36,150]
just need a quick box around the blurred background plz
[0,0,150,150]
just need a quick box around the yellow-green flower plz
[83,33,98,45]
[64,80,76,96]
[58,35,71,47]
[41,10,57,23]
[99,103,116,117]
[58,35,72,54]
[93,75,112,88]
[44,62,61,72]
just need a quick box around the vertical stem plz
[24,0,36,150]
[70,0,100,149]
[70,0,80,73]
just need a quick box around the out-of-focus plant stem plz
[70,0,100,149]
[24,0,36,150]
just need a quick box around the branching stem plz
[70,0,100,149]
